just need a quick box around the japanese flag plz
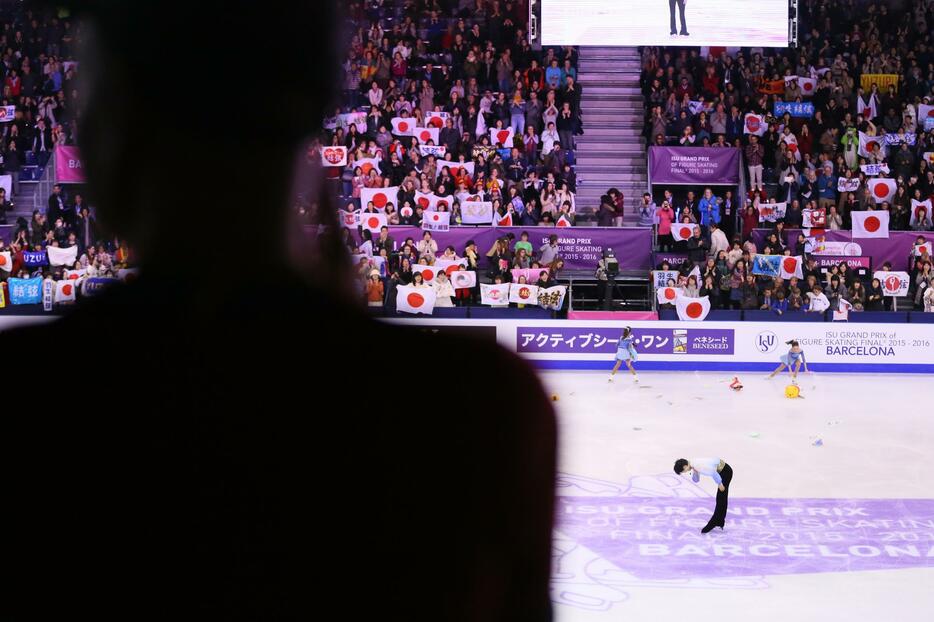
[670,223,695,242]
[449,270,477,289]
[47,245,78,267]
[866,178,896,204]
[415,126,439,144]
[782,133,801,160]
[396,285,436,314]
[360,186,399,210]
[461,201,493,224]
[797,76,817,96]
[910,199,932,228]
[780,255,804,279]
[64,268,87,281]
[874,271,910,297]
[556,214,573,228]
[435,257,468,277]
[438,161,475,179]
[675,296,711,321]
[0,251,11,272]
[509,283,540,305]
[833,297,853,321]
[354,157,382,175]
[743,113,766,136]
[495,212,513,227]
[54,279,77,303]
[480,283,510,306]
[412,264,437,282]
[414,191,437,210]
[422,210,449,232]
[851,210,889,238]
[913,241,933,257]
[858,132,887,159]
[360,211,388,233]
[390,117,415,136]
[425,111,449,128]
[490,127,515,146]
[919,104,934,123]
[656,286,682,305]
[400,205,414,218]
[433,194,454,210]
[339,209,361,229]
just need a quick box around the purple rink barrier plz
[343,225,653,271]
[750,228,922,272]
[558,495,934,580]
[649,146,741,185]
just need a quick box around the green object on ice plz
[749,432,760,438]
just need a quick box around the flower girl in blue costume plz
[609,326,639,383]
[767,339,810,383]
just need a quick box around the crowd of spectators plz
[317,0,585,232]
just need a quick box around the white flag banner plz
[390,117,415,136]
[461,201,493,224]
[414,127,439,144]
[556,214,573,228]
[852,210,889,238]
[675,295,711,321]
[833,297,853,321]
[418,145,446,157]
[396,285,436,314]
[436,161,475,179]
[652,270,680,289]
[509,282,540,305]
[495,212,513,227]
[910,199,933,229]
[353,157,382,175]
[858,132,887,159]
[320,146,348,167]
[743,113,766,136]
[874,271,910,297]
[801,208,826,228]
[780,255,804,279]
[656,286,682,305]
[360,211,388,233]
[424,111,450,128]
[866,178,896,204]
[411,264,438,282]
[688,100,706,115]
[919,104,934,124]
[860,163,890,176]
[538,285,567,310]
[670,223,696,242]
[757,201,787,223]
[490,127,515,146]
[913,241,933,257]
[432,194,454,211]
[449,270,477,289]
[797,76,817,96]
[338,111,367,133]
[360,186,399,210]
[434,258,467,276]
[0,105,15,122]
[837,177,860,192]
[480,283,510,306]
[0,250,11,272]
[54,279,77,303]
[857,94,878,120]
[339,209,361,229]
[782,133,801,160]
[47,245,78,267]
[64,268,87,281]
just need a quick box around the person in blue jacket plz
[698,187,721,231]
[609,326,639,382]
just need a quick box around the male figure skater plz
[674,457,732,533]
[669,0,689,36]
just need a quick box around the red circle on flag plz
[884,275,900,292]
[423,269,434,281]
[803,81,813,92]
[62,284,73,296]
[864,215,881,232]
[0,255,6,266]
[372,192,388,208]
[496,130,510,144]
[417,197,430,208]
[398,121,409,132]
[360,163,374,174]
[746,116,761,132]
[871,183,889,199]
[867,140,880,152]
[367,217,380,228]
[664,288,676,300]
[401,207,413,217]
[68,272,79,279]
[407,292,424,307]
[420,130,430,141]
[429,117,443,128]
[679,226,692,239]
[686,302,704,318]
[519,287,531,299]
[445,265,460,276]
[927,109,934,118]
[782,257,797,273]
[432,213,440,221]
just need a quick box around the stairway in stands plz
[575,46,646,225]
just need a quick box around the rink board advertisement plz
[384,319,934,373]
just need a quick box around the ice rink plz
[540,370,934,622]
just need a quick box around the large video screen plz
[540,0,789,48]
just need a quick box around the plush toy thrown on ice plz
[729,377,743,391]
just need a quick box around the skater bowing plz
[768,339,810,383]
[674,457,733,533]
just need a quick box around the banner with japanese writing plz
[8,277,42,305]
